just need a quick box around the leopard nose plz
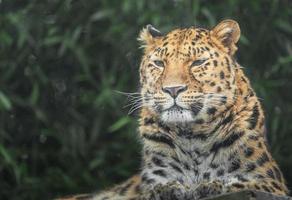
[162,85,188,98]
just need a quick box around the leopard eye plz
[191,59,207,67]
[153,60,165,68]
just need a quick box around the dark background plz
[1,0,292,199]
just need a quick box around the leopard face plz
[139,20,241,124]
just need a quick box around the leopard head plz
[138,20,241,124]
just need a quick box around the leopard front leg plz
[138,149,192,200]
[190,178,287,199]
[140,180,224,200]
[224,179,287,196]
[139,181,191,200]
[190,180,224,200]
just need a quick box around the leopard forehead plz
[149,28,214,60]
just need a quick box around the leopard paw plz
[191,180,223,199]
[141,182,189,200]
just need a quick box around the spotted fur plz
[57,20,288,200]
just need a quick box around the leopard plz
[57,19,288,200]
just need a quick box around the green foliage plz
[0,0,292,199]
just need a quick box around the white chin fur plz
[161,109,194,123]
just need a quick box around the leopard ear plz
[211,19,240,55]
[138,24,163,47]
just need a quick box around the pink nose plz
[162,85,187,98]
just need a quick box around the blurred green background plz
[1,0,292,199]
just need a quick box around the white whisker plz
[128,103,148,115]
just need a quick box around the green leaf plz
[0,91,12,111]
[275,20,292,33]
[201,8,216,26]
[90,10,112,21]
[0,145,13,164]
[89,157,104,170]
[29,84,39,105]
[0,31,13,47]
[239,34,250,45]
[43,36,63,46]
[108,117,131,132]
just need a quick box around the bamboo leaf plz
[0,91,12,110]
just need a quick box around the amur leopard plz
[57,19,288,200]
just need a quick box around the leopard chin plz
[160,107,195,123]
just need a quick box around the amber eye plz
[153,60,165,68]
[191,59,207,67]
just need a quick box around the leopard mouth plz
[164,105,184,112]
[163,102,203,116]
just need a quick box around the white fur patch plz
[161,108,194,123]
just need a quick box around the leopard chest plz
[142,133,249,188]
[169,137,240,185]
